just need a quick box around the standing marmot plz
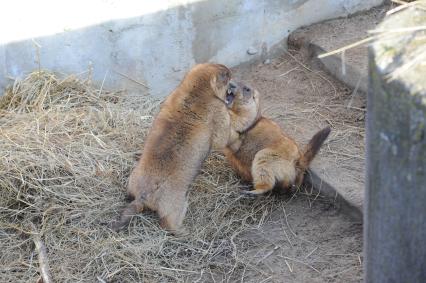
[111,64,260,234]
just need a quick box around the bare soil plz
[222,49,366,282]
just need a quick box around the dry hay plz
[0,70,281,282]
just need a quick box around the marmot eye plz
[243,86,251,94]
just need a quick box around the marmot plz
[225,101,330,195]
[227,81,262,151]
[111,64,260,234]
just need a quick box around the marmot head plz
[181,63,232,103]
[227,81,261,133]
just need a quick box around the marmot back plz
[225,110,330,195]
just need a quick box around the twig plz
[318,2,425,59]
[32,39,42,76]
[305,246,318,259]
[282,205,297,239]
[346,76,362,109]
[259,276,273,283]
[280,218,293,246]
[282,204,314,245]
[194,270,205,283]
[160,266,198,274]
[333,266,356,276]
[257,246,280,264]
[284,51,337,98]
[284,260,293,273]
[386,50,426,82]
[387,1,420,15]
[325,253,356,256]
[317,37,374,59]
[279,255,321,273]
[98,69,109,97]
[277,67,299,77]
[113,69,150,89]
[369,26,426,34]
[327,150,365,160]
[391,0,408,4]
[33,232,53,283]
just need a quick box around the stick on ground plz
[33,233,53,283]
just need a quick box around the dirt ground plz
[232,194,363,283]
[223,49,366,282]
[233,50,366,201]
[0,50,366,283]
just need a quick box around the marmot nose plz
[229,81,237,90]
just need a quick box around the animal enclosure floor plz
[0,53,365,283]
[233,49,366,214]
[227,50,366,282]
[234,194,363,283]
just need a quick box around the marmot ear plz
[217,70,231,85]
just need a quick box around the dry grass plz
[0,70,283,282]
[0,71,121,113]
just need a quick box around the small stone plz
[263,59,271,65]
[247,47,258,55]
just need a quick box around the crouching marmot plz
[225,98,331,195]
[111,64,260,234]
[227,81,262,151]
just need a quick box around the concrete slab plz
[284,6,393,220]
[289,5,388,95]
[307,158,364,221]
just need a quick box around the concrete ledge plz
[306,169,363,222]
[288,5,387,95]
[310,44,367,94]
[286,6,390,221]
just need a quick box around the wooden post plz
[365,5,426,283]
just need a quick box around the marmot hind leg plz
[243,152,276,195]
[157,191,189,235]
[110,199,144,231]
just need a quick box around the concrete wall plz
[365,5,426,282]
[0,0,382,97]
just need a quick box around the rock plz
[247,47,258,55]
[263,59,271,65]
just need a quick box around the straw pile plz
[0,70,277,282]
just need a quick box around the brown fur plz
[227,81,262,152]
[224,115,331,195]
[111,64,259,234]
